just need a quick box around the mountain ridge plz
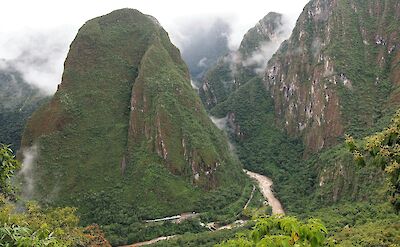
[200,0,400,216]
[264,0,400,152]
[20,8,247,244]
[199,12,287,109]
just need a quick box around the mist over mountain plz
[0,60,48,149]
[1,0,400,246]
[199,12,290,109]
[179,19,231,82]
[0,0,308,95]
[0,29,74,94]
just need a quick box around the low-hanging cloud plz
[241,15,293,74]
[210,116,228,130]
[190,79,200,91]
[175,16,232,80]
[0,28,75,94]
[0,0,309,94]
[20,145,38,199]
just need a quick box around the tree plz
[0,144,111,246]
[345,110,400,212]
[0,144,20,198]
[215,215,333,247]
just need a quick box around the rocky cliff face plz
[125,31,237,189]
[21,9,245,222]
[200,12,288,109]
[201,0,400,211]
[264,0,400,152]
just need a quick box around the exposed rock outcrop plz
[263,0,400,152]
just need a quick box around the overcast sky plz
[0,0,309,93]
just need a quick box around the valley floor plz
[122,170,284,246]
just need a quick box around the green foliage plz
[237,12,281,59]
[301,202,400,246]
[74,179,253,245]
[346,110,400,211]
[199,58,235,109]
[0,146,110,246]
[211,78,303,176]
[304,145,386,210]
[150,228,244,247]
[200,12,283,111]
[0,224,59,247]
[325,0,398,138]
[332,219,400,247]
[199,182,256,224]
[104,219,206,246]
[306,202,399,232]
[192,1,400,247]
[216,216,332,247]
[0,145,20,197]
[0,200,90,247]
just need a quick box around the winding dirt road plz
[244,170,285,215]
[121,170,284,246]
[122,236,176,247]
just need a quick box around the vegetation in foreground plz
[0,144,110,246]
[216,216,331,247]
[346,110,400,212]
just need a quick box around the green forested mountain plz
[208,0,400,207]
[20,9,247,245]
[264,0,400,152]
[196,0,400,246]
[2,0,398,246]
[0,63,47,150]
[263,0,400,210]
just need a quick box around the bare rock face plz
[263,0,400,152]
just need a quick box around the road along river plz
[121,170,284,246]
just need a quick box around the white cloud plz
[1,28,74,93]
[190,80,200,91]
[20,145,38,198]
[0,0,309,93]
[242,15,293,74]
[210,116,228,130]
[198,57,208,68]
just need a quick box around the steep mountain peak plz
[199,12,287,109]
[92,8,162,27]
[20,8,245,239]
[239,12,284,58]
